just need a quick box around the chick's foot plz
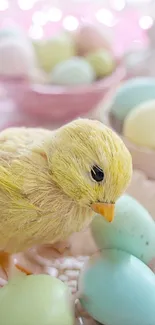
[37,241,72,259]
[15,263,32,275]
[0,251,10,277]
[0,251,33,280]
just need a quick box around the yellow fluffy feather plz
[0,119,132,256]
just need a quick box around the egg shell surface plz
[91,194,155,264]
[0,27,26,40]
[0,274,74,325]
[123,99,155,149]
[50,57,95,86]
[33,34,75,73]
[79,249,155,325]
[86,50,115,78]
[0,38,36,77]
[110,77,155,121]
[74,24,112,56]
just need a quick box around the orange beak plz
[91,202,115,223]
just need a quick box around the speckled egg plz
[0,38,37,77]
[50,57,95,86]
[86,50,115,78]
[110,77,155,123]
[74,24,112,56]
[91,194,155,264]
[79,250,155,325]
[0,274,74,325]
[123,99,155,149]
[33,33,75,73]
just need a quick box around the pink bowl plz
[1,65,125,123]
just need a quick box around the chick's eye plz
[91,165,104,182]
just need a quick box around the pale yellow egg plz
[123,100,155,149]
[33,33,75,73]
[86,50,115,78]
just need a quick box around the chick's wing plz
[0,127,53,252]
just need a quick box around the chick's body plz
[0,128,91,253]
[0,119,132,256]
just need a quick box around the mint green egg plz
[79,250,155,325]
[91,194,155,264]
[110,77,155,121]
[50,57,95,86]
[0,274,74,325]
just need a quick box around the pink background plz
[0,1,149,56]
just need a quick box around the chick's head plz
[48,119,132,222]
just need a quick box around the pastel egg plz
[0,38,36,77]
[79,250,155,325]
[0,27,24,40]
[86,50,115,78]
[110,77,155,122]
[33,34,75,73]
[0,274,74,325]
[50,57,95,86]
[91,194,155,264]
[74,24,112,56]
[123,100,155,149]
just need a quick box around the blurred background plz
[0,0,155,216]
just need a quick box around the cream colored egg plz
[123,100,155,149]
[33,33,75,73]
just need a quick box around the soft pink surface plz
[0,3,148,57]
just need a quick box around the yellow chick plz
[0,119,132,276]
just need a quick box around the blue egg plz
[50,57,95,86]
[79,250,155,325]
[110,77,155,121]
[91,195,155,264]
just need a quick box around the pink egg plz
[74,24,112,56]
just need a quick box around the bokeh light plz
[139,16,153,30]
[110,0,126,11]
[0,0,9,11]
[48,8,62,22]
[32,11,47,26]
[29,24,43,39]
[63,16,79,31]
[96,8,117,27]
[18,0,34,11]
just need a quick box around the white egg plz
[0,38,37,77]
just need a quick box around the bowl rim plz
[0,63,125,96]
